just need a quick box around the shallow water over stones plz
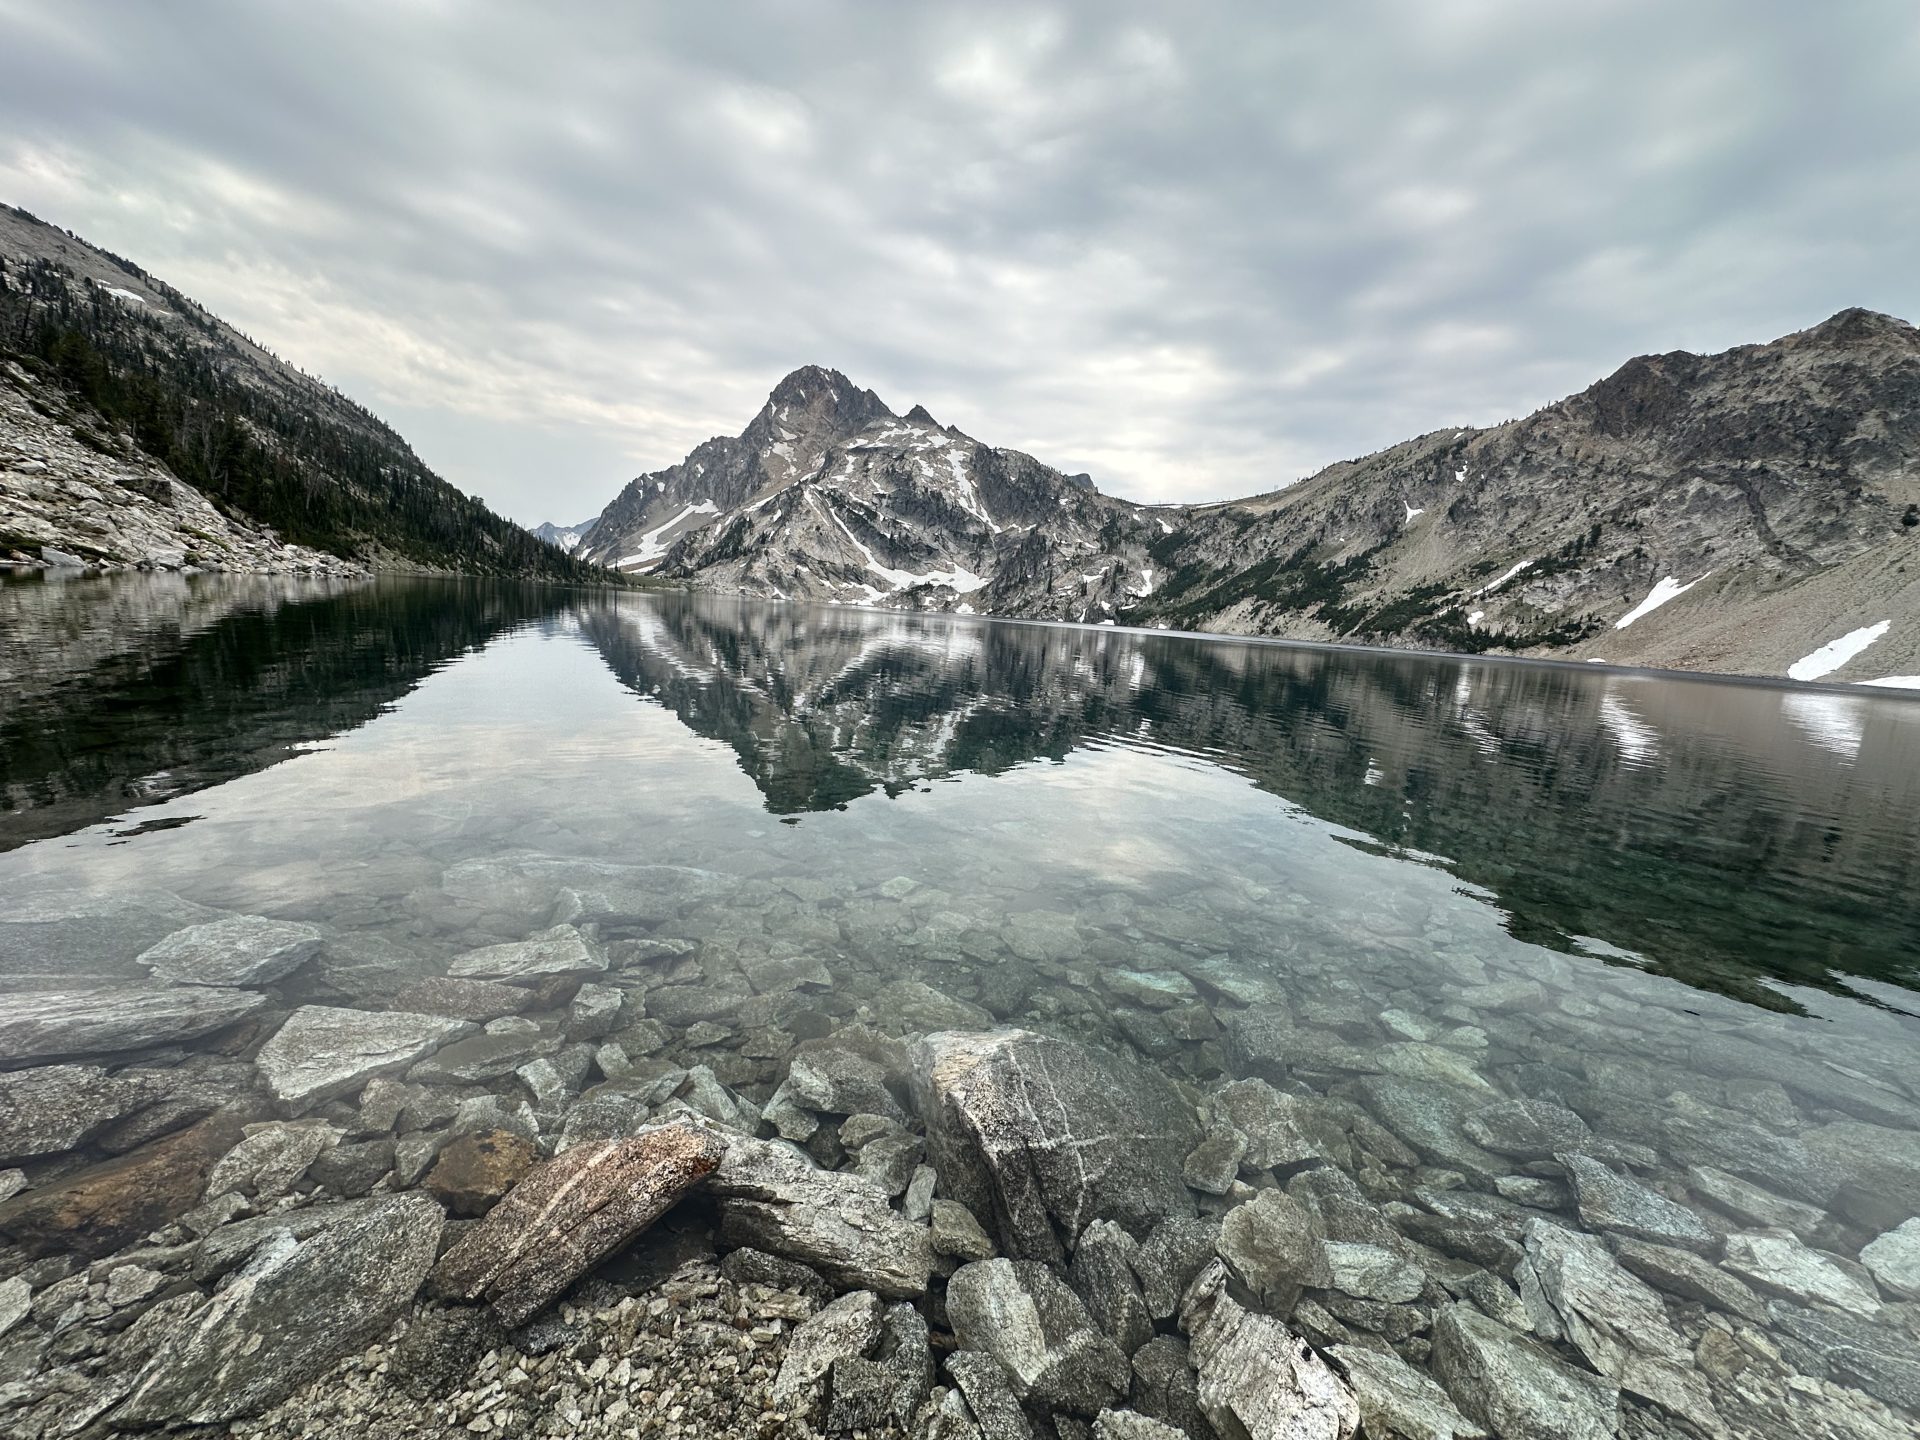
[1,576,1918,1437]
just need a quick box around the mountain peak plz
[752,365,894,440]
[766,364,850,406]
[904,403,939,425]
[1799,306,1915,348]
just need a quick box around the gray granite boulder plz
[947,1258,1130,1417]
[254,1005,476,1114]
[772,1289,884,1404]
[828,1300,933,1431]
[1462,1099,1591,1160]
[911,1029,1199,1262]
[1217,1189,1329,1313]
[710,1134,932,1297]
[1180,1258,1360,1440]
[1429,1303,1619,1440]
[1330,1343,1486,1440]
[1068,1220,1152,1357]
[136,915,324,986]
[203,1120,341,1200]
[115,1192,443,1424]
[1515,1221,1718,1431]
[946,1350,1037,1440]
[1202,1078,1328,1173]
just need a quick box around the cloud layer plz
[3,0,1916,522]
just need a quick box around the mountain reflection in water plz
[574,592,1920,1012]
[2,576,1918,1017]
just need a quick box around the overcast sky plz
[3,2,1916,524]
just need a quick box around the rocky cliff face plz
[0,205,606,581]
[580,312,1920,682]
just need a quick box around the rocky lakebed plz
[2,854,1918,1440]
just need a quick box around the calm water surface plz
[3,572,1919,1432]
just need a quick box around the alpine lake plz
[1,572,1918,1440]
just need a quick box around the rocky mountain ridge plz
[0,205,607,581]
[579,311,1920,683]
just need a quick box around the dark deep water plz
[3,572,1919,1435]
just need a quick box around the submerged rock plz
[432,1120,724,1324]
[1202,1077,1327,1173]
[0,984,267,1063]
[1180,1259,1361,1440]
[135,914,324,986]
[0,1063,158,1160]
[1860,1217,1920,1300]
[115,1192,443,1424]
[446,923,607,980]
[710,1134,933,1297]
[1462,1099,1591,1160]
[1557,1153,1716,1254]
[946,1258,1130,1417]
[254,1005,476,1114]
[1514,1221,1717,1430]
[1721,1227,1883,1315]
[203,1120,340,1199]
[911,1029,1198,1262]
[389,975,533,1023]
[828,1300,933,1430]
[1068,1220,1153,1357]
[1767,1297,1920,1412]
[0,1112,241,1257]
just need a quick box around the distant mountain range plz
[0,205,606,581]
[572,312,1920,683]
[529,519,596,553]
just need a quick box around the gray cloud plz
[3,0,1916,522]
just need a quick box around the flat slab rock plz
[446,924,607,980]
[0,984,267,1062]
[432,1120,725,1325]
[136,914,325,986]
[254,1005,477,1114]
[117,1192,444,1425]
[910,1028,1198,1263]
[0,1062,159,1161]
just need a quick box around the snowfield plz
[1787,620,1890,681]
[1615,573,1709,630]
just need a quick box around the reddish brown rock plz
[0,1112,242,1257]
[431,1119,725,1325]
[424,1129,540,1216]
